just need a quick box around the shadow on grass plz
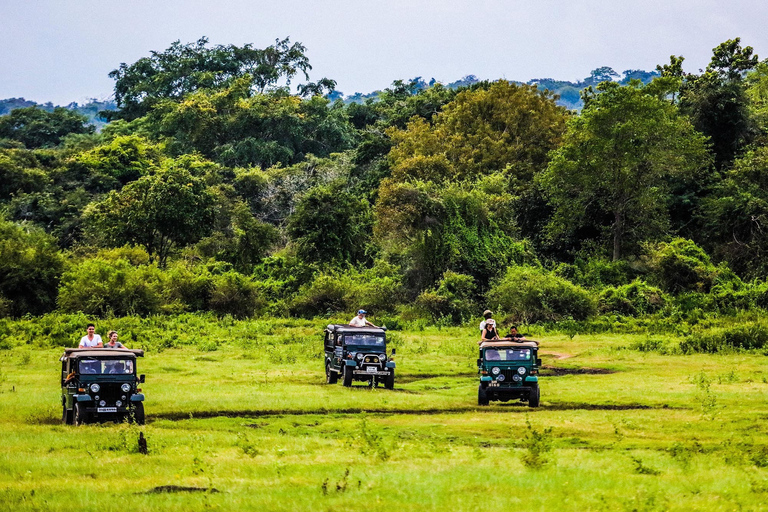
[543,402,677,411]
[143,486,219,494]
[541,366,615,376]
[152,406,480,421]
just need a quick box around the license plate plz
[97,407,117,413]
[366,366,377,373]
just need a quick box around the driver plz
[349,310,379,328]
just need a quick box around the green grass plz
[1,322,768,511]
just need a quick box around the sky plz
[1,0,766,105]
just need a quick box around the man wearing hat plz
[479,310,494,333]
[349,309,379,328]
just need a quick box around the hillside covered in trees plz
[2,36,768,339]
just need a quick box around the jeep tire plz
[62,405,74,425]
[478,384,489,406]
[528,383,540,408]
[74,403,88,426]
[131,402,146,425]
[342,365,353,387]
[326,362,338,384]
[384,370,394,390]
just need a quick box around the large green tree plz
[85,164,217,266]
[539,81,710,261]
[106,37,314,120]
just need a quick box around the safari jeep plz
[60,348,146,425]
[324,325,395,389]
[478,340,541,407]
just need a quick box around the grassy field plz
[1,321,768,511]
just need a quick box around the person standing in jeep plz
[349,309,379,328]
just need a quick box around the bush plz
[416,271,477,324]
[486,266,596,323]
[556,258,636,289]
[57,257,164,317]
[208,271,264,318]
[680,322,768,353]
[0,218,65,317]
[645,239,721,294]
[288,273,348,317]
[598,280,666,316]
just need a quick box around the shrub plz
[0,218,65,317]
[416,271,477,324]
[598,280,666,316]
[556,258,636,289]
[680,322,768,353]
[487,266,596,323]
[57,257,164,317]
[208,271,264,318]
[289,273,348,317]
[645,239,721,294]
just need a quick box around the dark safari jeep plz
[478,340,541,407]
[60,348,146,425]
[324,325,395,388]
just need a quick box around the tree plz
[287,182,373,266]
[387,80,569,187]
[539,81,710,261]
[85,163,217,266]
[679,38,759,170]
[0,106,94,148]
[106,37,312,120]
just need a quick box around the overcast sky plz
[1,0,766,105]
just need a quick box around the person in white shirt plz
[79,323,103,348]
[479,310,493,332]
[349,310,378,328]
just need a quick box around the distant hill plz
[340,67,660,110]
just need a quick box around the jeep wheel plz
[131,402,146,425]
[384,370,395,390]
[326,362,338,384]
[478,385,489,406]
[74,403,88,426]
[528,383,540,408]
[62,405,74,425]
[342,366,353,387]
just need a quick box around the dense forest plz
[2,36,768,339]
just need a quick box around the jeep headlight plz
[517,367,527,375]
[115,400,122,407]
[99,400,106,407]
[491,367,501,376]
[356,353,364,361]
[379,353,387,362]
[513,374,522,382]
[90,383,100,393]
[121,383,131,393]
[496,374,506,382]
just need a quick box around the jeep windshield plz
[78,359,134,375]
[484,348,531,362]
[344,334,385,347]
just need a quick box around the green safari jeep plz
[324,325,396,388]
[477,340,541,407]
[60,348,146,425]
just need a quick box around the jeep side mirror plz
[391,348,396,355]
[536,358,542,366]
[139,374,145,383]
[476,358,481,367]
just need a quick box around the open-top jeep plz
[60,348,146,425]
[477,340,541,407]
[324,325,395,388]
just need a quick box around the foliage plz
[598,280,666,316]
[107,37,313,120]
[208,271,265,318]
[387,80,568,186]
[0,106,94,148]
[486,266,596,323]
[415,271,477,324]
[643,238,723,294]
[0,218,65,317]
[67,135,160,186]
[85,162,217,266]
[540,81,710,260]
[680,321,768,353]
[287,182,373,266]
